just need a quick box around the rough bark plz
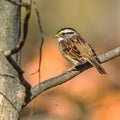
[0,0,26,119]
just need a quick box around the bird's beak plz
[54,34,59,38]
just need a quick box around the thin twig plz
[31,0,45,83]
[26,46,120,105]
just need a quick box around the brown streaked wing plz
[65,40,84,61]
[75,36,101,65]
[87,43,101,63]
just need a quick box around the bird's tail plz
[92,59,107,74]
[88,58,107,74]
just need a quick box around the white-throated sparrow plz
[55,27,106,74]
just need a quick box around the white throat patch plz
[58,37,64,42]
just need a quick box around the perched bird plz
[55,27,106,74]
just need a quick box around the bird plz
[55,27,106,74]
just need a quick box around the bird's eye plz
[62,33,65,35]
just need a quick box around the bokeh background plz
[21,0,120,120]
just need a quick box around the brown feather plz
[58,29,106,74]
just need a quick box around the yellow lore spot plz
[57,31,63,36]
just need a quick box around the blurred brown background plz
[21,0,120,120]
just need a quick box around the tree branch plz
[24,46,120,105]
[99,47,120,63]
